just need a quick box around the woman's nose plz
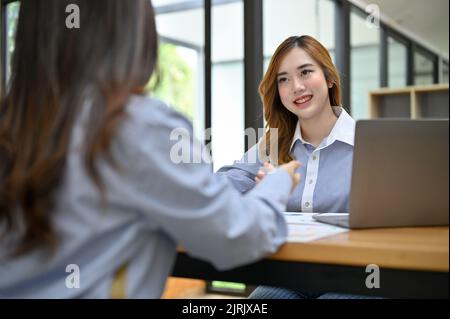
[292,77,306,93]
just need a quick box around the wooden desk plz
[172,226,449,298]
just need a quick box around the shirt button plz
[305,202,310,207]
[312,156,317,160]
[309,179,313,184]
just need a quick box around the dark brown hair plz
[0,0,158,255]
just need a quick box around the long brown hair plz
[0,0,158,255]
[259,35,341,165]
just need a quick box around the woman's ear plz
[328,82,333,88]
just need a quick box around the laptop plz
[313,119,449,229]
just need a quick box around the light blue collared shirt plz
[0,95,292,298]
[218,107,355,213]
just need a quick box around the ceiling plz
[153,0,449,59]
[351,0,449,59]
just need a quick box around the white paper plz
[282,212,348,242]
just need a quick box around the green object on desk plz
[211,281,246,292]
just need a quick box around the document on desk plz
[282,212,348,242]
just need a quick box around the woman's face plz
[276,47,332,121]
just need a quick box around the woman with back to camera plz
[0,0,300,298]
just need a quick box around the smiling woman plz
[218,34,354,216]
[216,35,363,298]
[260,35,343,154]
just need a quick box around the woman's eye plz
[277,77,288,84]
[301,70,313,76]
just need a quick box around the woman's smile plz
[293,94,313,109]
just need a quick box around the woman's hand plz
[255,162,276,184]
[279,160,301,193]
[255,160,301,193]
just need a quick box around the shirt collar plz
[289,107,355,152]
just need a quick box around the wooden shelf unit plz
[369,84,449,119]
